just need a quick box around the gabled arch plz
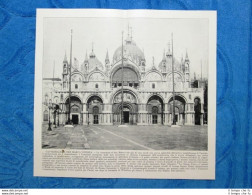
[144,69,164,82]
[112,58,140,71]
[71,72,85,81]
[110,62,141,83]
[87,70,107,82]
[166,71,185,82]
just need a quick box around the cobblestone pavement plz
[42,124,207,150]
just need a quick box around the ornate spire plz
[64,51,67,62]
[152,56,155,67]
[90,42,95,58]
[105,49,110,63]
[185,50,189,61]
[166,42,172,56]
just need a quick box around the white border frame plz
[34,9,216,179]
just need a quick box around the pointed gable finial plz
[106,49,109,59]
[64,50,67,62]
[185,50,189,61]
[105,49,110,63]
[90,42,96,58]
[152,56,155,66]
[166,42,172,56]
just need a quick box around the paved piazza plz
[42,124,208,151]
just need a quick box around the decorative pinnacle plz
[185,50,189,60]
[64,50,67,61]
[105,49,109,62]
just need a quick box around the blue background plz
[0,0,251,188]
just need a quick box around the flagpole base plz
[118,124,128,127]
[64,124,74,128]
[171,125,181,128]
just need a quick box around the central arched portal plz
[112,90,138,125]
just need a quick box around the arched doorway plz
[65,96,82,125]
[87,96,103,125]
[168,96,186,125]
[147,95,164,125]
[93,106,99,124]
[194,97,201,125]
[112,90,138,125]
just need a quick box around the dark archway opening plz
[194,98,201,125]
[147,95,164,125]
[168,96,186,125]
[65,96,82,125]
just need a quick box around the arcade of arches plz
[43,30,206,127]
[53,92,204,126]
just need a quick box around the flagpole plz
[171,33,176,125]
[53,61,55,87]
[121,31,124,125]
[68,29,73,124]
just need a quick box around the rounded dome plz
[113,38,145,66]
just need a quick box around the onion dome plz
[87,48,104,72]
[113,31,145,66]
[158,52,181,72]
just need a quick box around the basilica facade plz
[42,33,205,126]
